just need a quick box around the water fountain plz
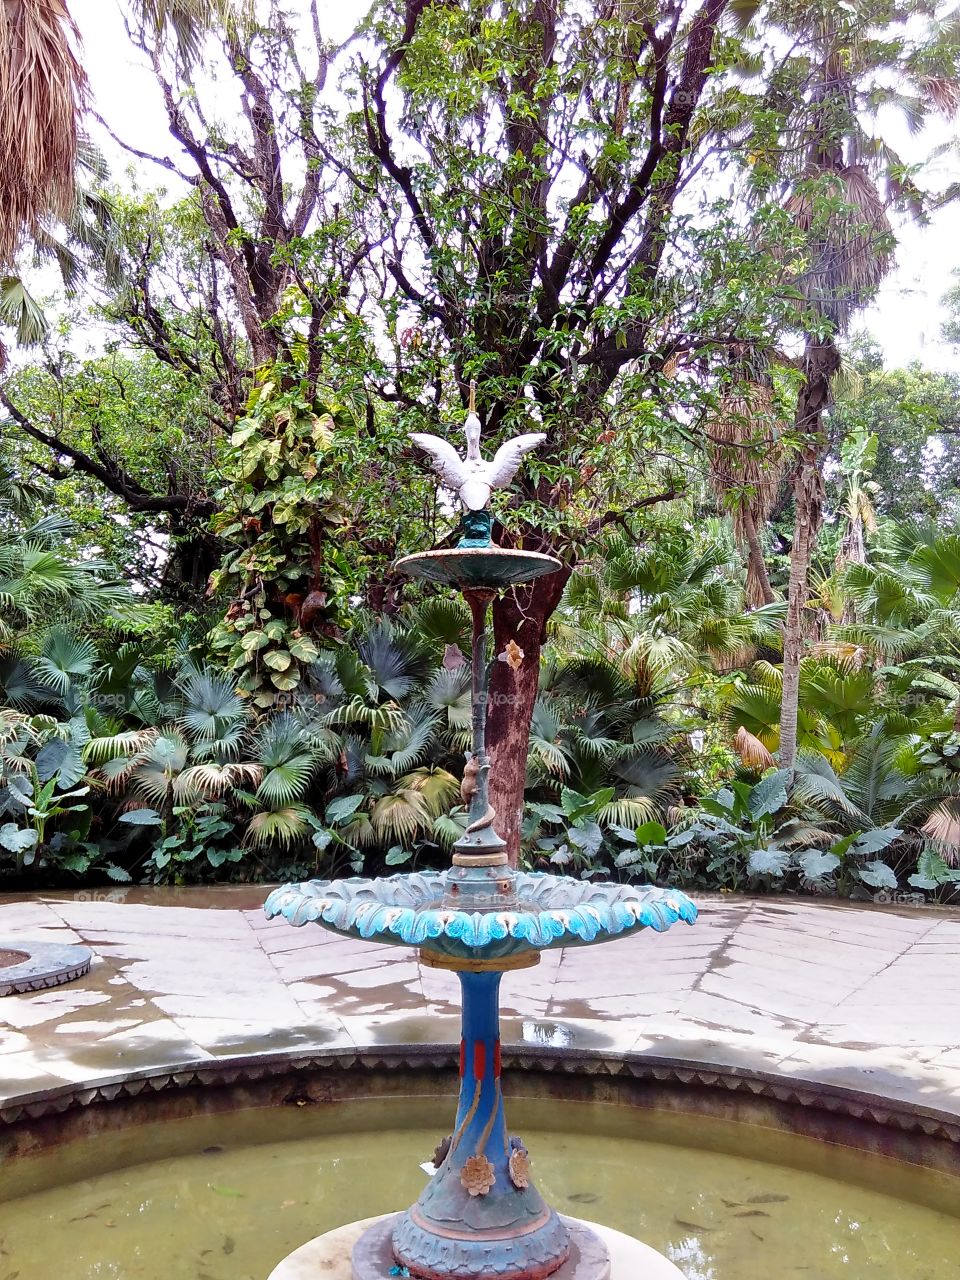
[264,394,697,1279]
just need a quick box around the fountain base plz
[266,1214,685,1280]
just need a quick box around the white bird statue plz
[409,383,545,512]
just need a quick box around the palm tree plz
[293,628,466,856]
[84,662,326,851]
[0,515,135,648]
[530,649,682,831]
[708,346,785,607]
[0,0,244,268]
[559,529,783,676]
[0,460,44,524]
[773,2,958,770]
[0,0,86,267]
[793,728,960,869]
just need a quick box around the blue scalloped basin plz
[264,872,696,963]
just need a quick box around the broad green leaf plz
[634,820,668,847]
[118,807,163,826]
[749,769,791,819]
[857,861,898,890]
[0,824,38,855]
[850,826,902,857]
[798,850,841,880]
[747,848,791,877]
[326,794,366,825]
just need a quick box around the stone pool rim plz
[2,1041,959,1154]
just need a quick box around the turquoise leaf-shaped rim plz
[264,872,696,954]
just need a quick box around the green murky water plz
[0,1099,956,1279]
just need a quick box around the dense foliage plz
[0,0,959,903]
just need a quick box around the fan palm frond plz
[403,596,470,649]
[422,665,472,731]
[176,761,262,799]
[175,667,248,755]
[398,766,460,816]
[254,714,319,807]
[245,802,313,848]
[792,753,872,827]
[922,802,960,864]
[0,274,47,343]
[382,702,438,775]
[83,726,158,764]
[598,795,659,827]
[370,788,430,843]
[33,626,95,695]
[356,617,429,701]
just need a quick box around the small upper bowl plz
[395,548,562,588]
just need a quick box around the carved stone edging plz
[0,942,92,997]
[1,1042,959,1149]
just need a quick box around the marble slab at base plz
[267,1213,685,1280]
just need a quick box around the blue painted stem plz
[455,970,507,1164]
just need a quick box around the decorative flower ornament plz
[508,1142,530,1190]
[443,643,466,670]
[461,1154,496,1197]
[498,639,525,671]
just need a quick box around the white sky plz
[72,0,960,373]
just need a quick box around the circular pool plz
[0,1090,956,1280]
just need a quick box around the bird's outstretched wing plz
[487,433,546,490]
[409,433,466,490]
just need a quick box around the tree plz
[765,0,959,772]
[1,341,222,598]
[828,342,960,525]
[340,0,817,862]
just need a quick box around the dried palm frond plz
[708,378,785,607]
[922,803,960,866]
[785,165,893,331]
[920,76,960,118]
[713,644,757,673]
[709,383,783,523]
[734,725,775,769]
[0,0,87,265]
[809,640,868,670]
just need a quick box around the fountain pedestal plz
[264,527,697,1280]
[266,1215,687,1280]
[391,965,570,1280]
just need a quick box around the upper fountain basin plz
[395,547,562,588]
[264,872,696,965]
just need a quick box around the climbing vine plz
[208,375,354,707]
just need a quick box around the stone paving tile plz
[169,1015,353,1058]
[0,900,71,931]
[50,900,253,937]
[257,926,337,955]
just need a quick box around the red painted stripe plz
[474,1041,486,1080]
[459,1039,466,1078]
[494,1040,501,1078]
